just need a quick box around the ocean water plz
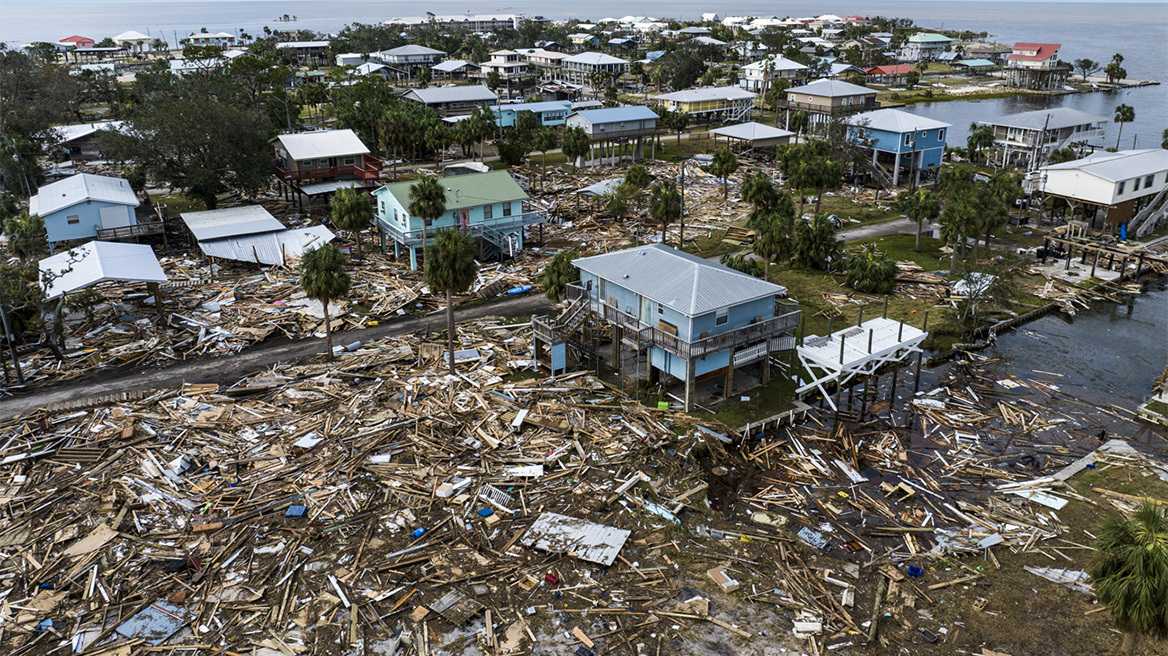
[0,0,1164,143]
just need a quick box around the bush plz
[844,243,898,294]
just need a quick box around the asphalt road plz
[0,293,551,418]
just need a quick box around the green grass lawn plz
[809,194,905,226]
[150,192,206,215]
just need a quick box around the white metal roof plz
[432,59,475,72]
[521,513,631,566]
[197,226,334,265]
[31,173,139,217]
[1042,149,1168,183]
[790,78,875,97]
[574,178,624,197]
[709,122,795,142]
[40,241,166,300]
[51,121,126,145]
[180,205,285,242]
[404,85,498,105]
[742,55,808,72]
[567,105,659,125]
[574,244,787,317]
[848,108,952,133]
[112,31,151,42]
[276,41,330,48]
[564,52,629,66]
[980,107,1107,132]
[273,129,370,160]
[379,44,445,57]
[655,86,757,103]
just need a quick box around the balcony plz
[566,284,800,360]
[778,98,877,115]
[378,210,552,247]
[275,154,383,183]
[95,219,166,241]
[587,126,661,141]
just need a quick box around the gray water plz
[989,283,1167,408]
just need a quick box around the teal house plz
[30,172,141,251]
[373,171,549,269]
[492,100,573,129]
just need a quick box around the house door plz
[99,206,131,230]
[458,209,470,230]
[639,295,653,325]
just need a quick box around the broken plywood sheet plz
[1024,567,1092,595]
[114,600,192,645]
[428,589,485,626]
[521,512,631,566]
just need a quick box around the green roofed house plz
[373,170,550,269]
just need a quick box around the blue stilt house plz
[847,108,951,187]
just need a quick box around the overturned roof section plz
[197,226,335,266]
[40,241,166,300]
[273,129,371,161]
[574,244,787,317]
[30,173,139,217]
[180,205,285,242]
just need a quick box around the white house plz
[740,56,810,93]
[900,33,952,61]
[187,31,236,47]
[560,52,629,85]
[1040,150,1168,229]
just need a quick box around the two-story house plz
[1004,42,1070,90]
[739,55,810,93]
[564,106,660,164]
[864,64,916,86]
[561,52,629,85]
[30,173,141,251]
[493,100,573,128]
[526,49,572,79]
[186,31,236,47]
[782,79,878,128]
[478,50,529,83]
[272,129,383,193]
[532,244,800,410]
[653,87,757,123]
[848,108,951,187]
[899,33,952,61]
[373,171,548,269]
[1041,150,1168,230]
[978,107,1107,169]
[374,45,445,70]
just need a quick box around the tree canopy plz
[299,244,351,359]
[425,229,478,374]
[1088,501,1168,656]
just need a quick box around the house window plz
[1146,174,1155,187]
[484,204,493,219]
[1117,181,1125,194]
[657,302,664,315]
[343,156,355,165]
[715,309,729,326]
[502,202,512,217]
[920,131,928,139]
[1133,178,1140,192]
[938,129,945,141]
[903,133,912,147]
[67,214,80,224]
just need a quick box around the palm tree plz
[708,148,739,199]
[750,210,792,280]
[903,189,941,252]
[425,230,478,374]
[408,176,447,269]
[329,187,373,257]
[542,248,580,300]
[299,244,351,360]
[1088,501,1168,656]
[1114,104,1135,150]
[844,242,898,293]
[649,180,681,245]
[741,171,778,212]
[533,128,558,188]
[561,126,590,170]
[966,123,995,165]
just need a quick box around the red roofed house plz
[1005,43,1070,90]
[865,64,916,86]
[843,15,870,24]
[58,35,95,49]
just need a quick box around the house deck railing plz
[378,210,551,247]
[276,154,384,182]
[95,219,166,241]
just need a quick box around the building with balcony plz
[477,50,529,82]
[560,52,629,85]
[383,14,529,32]
[564,105,660,163]
[271,129,383,200]
[186,31,236,47]
[978,107,1107,169]
[899,33,952,61]
[848,108,951,188]
[401,85,498,116]
[373,170,549,269]
[533,244,800,411]
[493,100,573,128]
[781,78,878,127]
[373,44,445,70]
[276,41,330,66]
[739,55,809,93]
[526,49,572,78]
[864,64,916,86]
[653,86,757,123]
[30,173,147,251]
[1004,43,1070,90]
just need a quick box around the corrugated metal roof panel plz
[564,51,629,66]
[981,107,1106,131]
[274,129,371,161]
[404,85,498,105]
[568,105,659,125]
[521,512,631,566]
[375,170,527,212]
[790,78,874,97]
[181,205,285,242]
[1042,149,1168,183]
[40,241,167,300]
[709,121,794,142]
[655,86,756,103]
[197,226,335,266]
[31,173,139,217]
[849,108,951,133]
[574,244,787,317]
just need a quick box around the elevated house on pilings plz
[1039,149,1168,234]
[1004,43,1070,91]
[779,79,878,130]
[532,244,801,412]
[564,105,660,165]
[796,316,927,420]
[271,129,382,207]
[977,107,1107,170]
[652,86,758,124]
